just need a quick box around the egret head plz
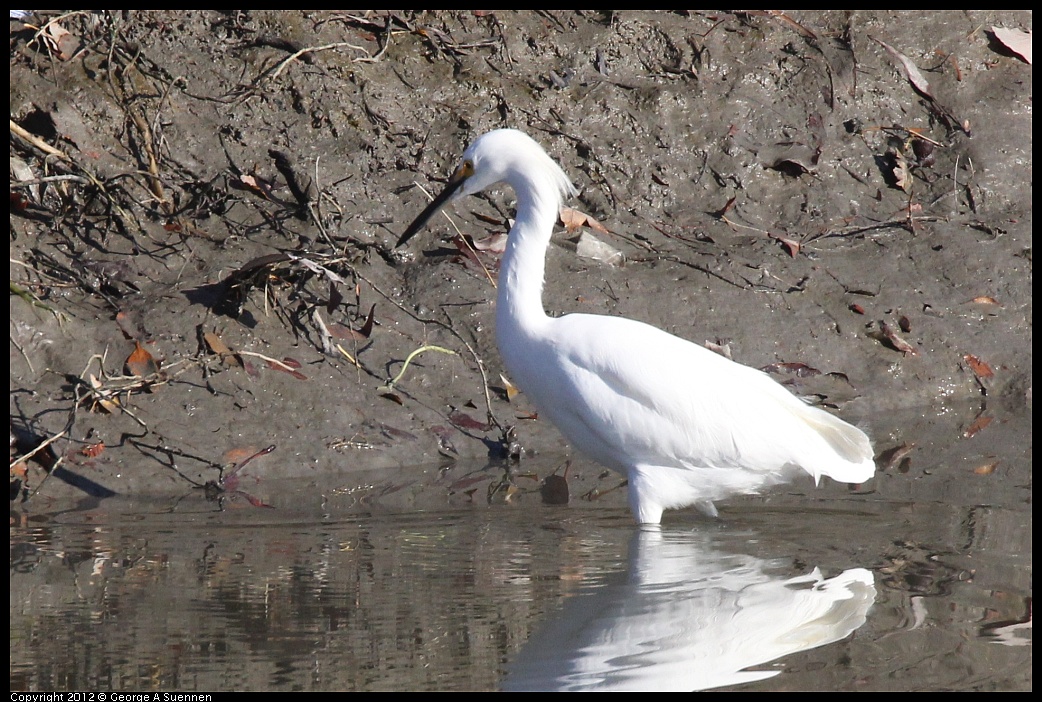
[397,129,576,248]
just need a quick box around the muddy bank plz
[10,11,1032,504]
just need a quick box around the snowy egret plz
[398,129,874,524]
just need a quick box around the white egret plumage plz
[398,129,874,524]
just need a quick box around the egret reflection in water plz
[503,527,876,692]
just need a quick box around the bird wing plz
[527,313,870,483]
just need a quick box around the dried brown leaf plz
[115,311,140,341]
[266,358,307,380]
[448,409,491,432]
[877,442,915,473]
[713,196,738,218]
[10,191,30,211]
[874,37,933,97]
[223,446,260,468]
[357,304,376,338]
[451,236,485,269]
[88,374,120,413]
[471,233,509,253]
[328,323,366,341]
[991,27,1032,65]
[203,331,232,356]
[963,354,994,379]
[499,374,519,401]
[879,321,918,356]
[42,22,82,61]
[430,425,459,457]
[759,142,819,175]
[892,150,912,191]
[237,173,276,199]
[704,341,733,360]
[81,441,105,458]
[762,362,822,378]
[204,331,242,367]
[125,341,159,377]
[541,474,570,505]
[560,206,610,234]
[326,281,343,315]
[381,391,404,405]
[769,232,801,257]
[973,459,1000,475]
[963,415,993,439]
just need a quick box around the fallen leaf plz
[769,232,801,257]
[448,409,491,432]
[879,321,918,356]
[990,27,1032,65]
[763,10,817,39]
[41,22,82,61]
[762,362,822,378]
[892,149,912,191]
[204,331,242,367]
[266,357,307,380]
[356,304,376,338]
[88,374,120,413]
[759,142,819,175]
[967,295,1001,306]
[115,311,141,341]
[713,196,738,218]
[704,340,733,360]
[236,173,277,200]
[471,233,509,253]
[963,354,994,379]
[962,415,993,438]
[874,37,933,97]
[541,474,570,505]
[203,331,231,355]
[81,442,105,458]
[226,253,291,284]
[430,425,458,458]
[328,323,367,341]
[125,342,160,377]
[10,191,30,211]
[451,235,486,270]
[326,281,343,314]
[499,374,519,401]
[223,446,262,468]
[381,391,404,405]
[376,423,416,441]
[223,444,276,479]
[876,442,915,473]
[973,459,1000,475]
[560,206,610,234]
[849,303,866,315]
[911,138,936,168]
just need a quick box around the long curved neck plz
[496,184,559,337]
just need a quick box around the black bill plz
[396,173,468,248]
